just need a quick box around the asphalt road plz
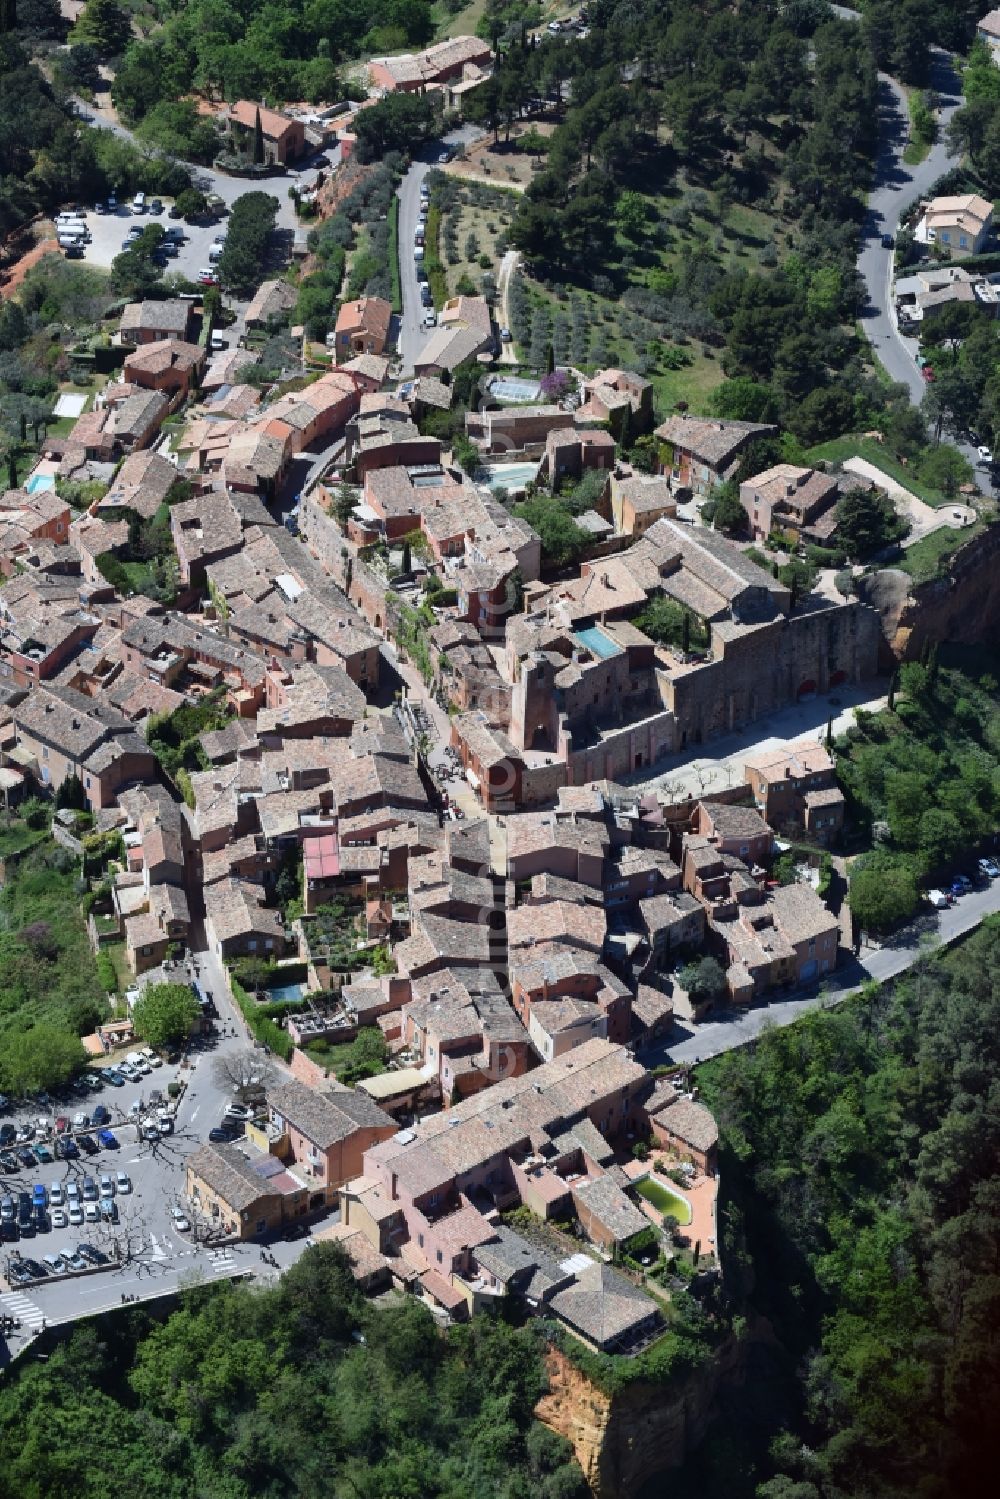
[857,52,995,482]
[651,873,1000,1066]
[396,125,485,375]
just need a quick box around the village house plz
[10,682,156,807]
[226,101,305,164]
[577,367,654,437]
[204,875,285,961]
[654,414,778,498]
[368,35,492,93]
[694,800,773,866]
[92,450,177,523]
[609,473,676,538]
[119,299,194,347]
[739,463,841,546]
[744,739,845,842]
[244,279,298,332]
[537,427,616,485]
[0,489,71,577]
[548,1260,661,1354]
[916,193,994,258]
[977,7,1000,62]
[645,1084,719,1176]
[267,1079,397,1208]
[185,1141,307,1240]
[333,296,392,363]
[122,338,205,398]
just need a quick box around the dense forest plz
[0,1243,587,1498]
[685,918,1000,1499]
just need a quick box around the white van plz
[58,220,89,241]
[132,191,146,214]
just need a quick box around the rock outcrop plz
[858,520,1000,663]
[535,1333,751,1498]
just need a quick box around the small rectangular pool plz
[25,474,55,494]
[264,981,306,1004]
[575,625,620,659]
[636,1177,692,1224]
[480,461,539,492]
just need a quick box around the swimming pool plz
[25,474,55,494]
[575,625,620,659]
[487,376,542,403]
[480,461,539,493]
[265,981,306,1004]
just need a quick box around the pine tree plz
[400,538,412,575]
[253,107,265,166]
[887,673,896,712]
[7,451,16,491]
[825,715,833,750]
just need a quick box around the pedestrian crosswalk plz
[1,1290,45,1330]
[207,1248,237,1273]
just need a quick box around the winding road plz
[854,42,994,481]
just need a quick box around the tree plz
[0,1023,85,1093]
[513,496,587,567]
[72,0,131,58]
[709,480,747,536]
[848,855,919,932]
[332,483,358,527]
[215,191,278,296]
[132,982,199,1050]
[55,773,86,810]
[400,537,412,575]
[835,486,909,560]
[615,190,647,241]
[678,955,727,1006]
[173,187,208,221]
[252,105,264,166]
[212,1048,277,1096]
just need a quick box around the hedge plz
[229,974,294,1061]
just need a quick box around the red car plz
[197,271,218,286]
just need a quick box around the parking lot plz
[0,949,322,1344]
[60,198,228,285]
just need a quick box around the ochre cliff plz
[536,1334,751,1498]
[858,520,1000,663]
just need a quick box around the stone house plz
[267,1079,396,1208]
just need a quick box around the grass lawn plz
[0,819,48,860]
[897,519,984,583]
[636,1176,692,1225]
[803,435,959,508]
[519,274,722,412]
[104,942,131,996]
[435,0,489,39]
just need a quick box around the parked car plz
[0,1124,15,1146]
[84,1202,100,1223]
[150,198,163,215]
[116,1171,132,1195]
[198,269,219,285]
[97,1128,118,1149]
[927,889,951,909]
[77,1133,99,1155]
[99,1174,115,1198]
[91,1105,110,1126]
[172,1206,190,1232]
[880,232,894,248]
[33,1144,53,1164]
[68,1202,85,1227]
[209,1127,239,1143]
[81,1176,98,1201]
[978,445,993,463]
[0,1151,20,1173]
[99,1198,118,1222]
[56,1138,79,1160]
[77,1242,108,1265]
[31,1184,47,1208]
[17,1148,35,1169]
[51,1208,68,1229]
[979,856,1000,878]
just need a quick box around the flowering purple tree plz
[539,369,572,402]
